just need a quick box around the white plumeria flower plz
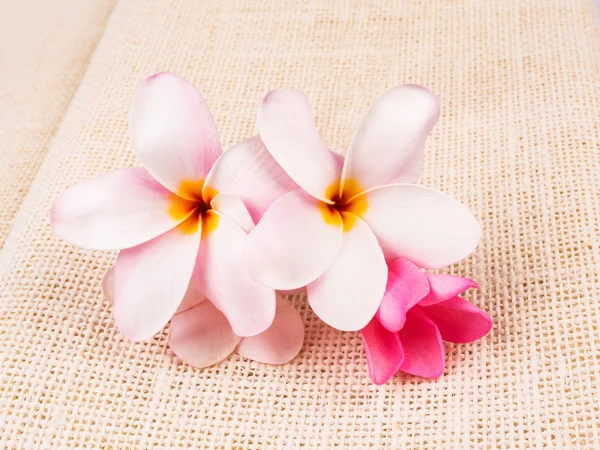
[101,268,305,367]
[51,72,298,341]
[244,86,481,332]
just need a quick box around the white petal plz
[307,213,387,331]
[257,89,342,203]
[129,72,221,200]
[353,184,481,268]
[113,213,202,341]
[341,85,439,198]
[235,295,304,364]
[210,193,254,233]
[169,300,240,368]
[203,136,298,222]
[244,189,343,290]
[51,168,195,250]
[194,211,276,337]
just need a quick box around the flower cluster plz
[51,72,491,383]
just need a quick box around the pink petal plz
[101,267,115,304]
[113,213,202,341]
[169,300,240,368]
[353,184,481,268]
[203,136,298,222]
[175,283,206,314]
[341,85,439,198]
[257,89,342,203]
[398,307,445,378]
[51,168,195,250]
[376,258,430,332]
[422,297,492,343]
[307,213,386,331]
[244,189,343,290]
[129,72,221,200]
[210,193,254,233]
[235,294,304,364]
[419,273,479,306]
[194,211,276,337]
[361,318,404,385]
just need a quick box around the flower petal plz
[352,184,481,268]
[307,213,386,331]
[376,258,430,332]
[210,193,254,233]
[51,168,195,250]
[129,72,221,200]
[398,307,445,378]
[113,213,202,341]
[244,189,343,290]
[169,300,240,368]
[422,297,492,343]
[257,89,342,203]
[361,317,404,385]
[176,283,206,314]
[235,294,304,364]
[203,136,298,222]
[194,211,276,337]
[419,273,479,306]
[340,85,439,198]
[101,267,115,304]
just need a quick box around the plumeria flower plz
[244,86,481,332]
[361,258,492,384]
[51,72,297,342]
[101,268,305,366]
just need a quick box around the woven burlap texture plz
[0,0,116,248]
[1,0,600,448]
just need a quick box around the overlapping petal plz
[419,273,479,306]
[244,189,343,290]
[169,300,241,368]
[341,85,440,198]
[203,136,298,222]
[235,295,304,364]
[422,297,492,343]
[307,213,386,331]
[257,89,342,203]
[51,168,195,250]
[361,318,404,385]
[129,72,221,200]
[376,258,430,332]
[352,184,481,268]
[397,307,445,378]
[113,213,202,341]
[210,193,254,233]
[194,211,276,337]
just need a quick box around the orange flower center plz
[319,178,368,232]
[168,179,220,238]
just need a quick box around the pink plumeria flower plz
[51,72,297,341]
[361,258,492,384]
[244,86,481,332]
[102,269,304,367]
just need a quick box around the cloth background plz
[1,0,599,448]
[0,0,117,247]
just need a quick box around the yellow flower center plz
[319,178,368,232]
[168,179,220,238]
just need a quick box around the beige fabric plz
[2,0,600,447]
[0,0,116,247]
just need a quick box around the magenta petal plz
[419,273,479,306]
[361,318,404,385]
[376,258,430,332]
[398,307,445,378]
[422,297,492,343]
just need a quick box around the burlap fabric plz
[0,0,116,247]
[1,0,599,448]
